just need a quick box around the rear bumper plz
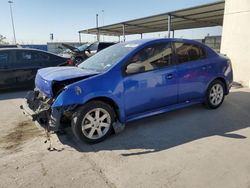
[20,90,62,132]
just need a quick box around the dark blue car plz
[21,38,233,143]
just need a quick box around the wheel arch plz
[208,77,229,95]
[85,96,124,123]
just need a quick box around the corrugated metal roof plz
[79,1,225,36]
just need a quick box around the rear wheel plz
[204,80,225,109]
[71,101,115,143]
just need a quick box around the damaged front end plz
[19,66,97,132]
[20,89,78,132]
[20,88,125,134]
[20,90,60,131]
[20,66,125,138]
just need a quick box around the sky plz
[0,0,222,44]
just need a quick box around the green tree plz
[0,35,8,44]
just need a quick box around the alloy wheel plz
[81,108,111,140]
[209,83,224,106]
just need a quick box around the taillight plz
[67,59,74,65]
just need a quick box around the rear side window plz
[174,43,206,64]
[0,52,8,63]
[50,54,62,61]
[16,51,49,62]
[38,52,50,61]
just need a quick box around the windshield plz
[78,42,139,72]
[77,43,91,51]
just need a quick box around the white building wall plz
[221,0,250,87]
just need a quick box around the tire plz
[204,79,225,109]
[71,101,115,144]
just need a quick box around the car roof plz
[0,48,64,57]
[124,38,204,46]
[91,41,116,44]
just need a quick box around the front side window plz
[0,52,9,64]
[126,42,174,75]
[174,43,206,64]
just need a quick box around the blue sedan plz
[21,38,233,143]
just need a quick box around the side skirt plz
[125,99,203,123]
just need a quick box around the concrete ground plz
[0,88,250,188]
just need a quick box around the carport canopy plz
[79,1,224,38]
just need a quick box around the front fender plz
[52,87,126,123]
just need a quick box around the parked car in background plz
[22,38,233,143]
[62,42,115,65]
[0,48,72,90]
[57,49,73,59]
[0,45,19,48]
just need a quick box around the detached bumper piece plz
[20,90,62,132]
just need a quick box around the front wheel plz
[71,101,115,143]
[204,80,225,109]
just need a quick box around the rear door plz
[14,50,43,88]
[45,53,67,67]
[174,42,211,103]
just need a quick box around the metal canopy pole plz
[78,32,82,44]
[96,14,100,41]
[122,24,126,42]
[168,14,171,38]
[172,30,175,38]
[8,1,17,44]
[97,29,100,41]
[140,33,143,39]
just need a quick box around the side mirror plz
[126,63,145,74]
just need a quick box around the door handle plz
[166,73,173,80]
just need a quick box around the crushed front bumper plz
[20,90,62,132]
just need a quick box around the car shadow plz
[0,90,29,100]
[56,90,250,156]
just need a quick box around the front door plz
[123,42,178,117]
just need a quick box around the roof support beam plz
[78,1,225,37]
[168,14,172,38]
[78,32,82,44]
[171,13,219,26]
[122,24,126,42]
[125,23,156,31]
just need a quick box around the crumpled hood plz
[35,67,98,97]
[36,67,98,81]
